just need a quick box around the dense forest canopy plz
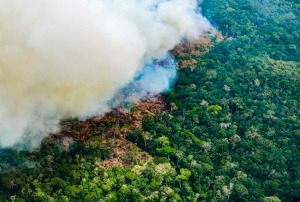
[1,0,300,201]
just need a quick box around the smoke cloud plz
[0,0,211,147]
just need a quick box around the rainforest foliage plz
[1,0,300,201]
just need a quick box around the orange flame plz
[155,59,161,71]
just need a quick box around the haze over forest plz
[0,0,300,201]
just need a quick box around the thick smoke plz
[0,0,211,147]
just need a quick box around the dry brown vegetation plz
[45,94,168,168]
[99,138,153,169]
[171,30,223,70]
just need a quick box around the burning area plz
[0,0,212,148]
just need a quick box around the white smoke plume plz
[0,0,211,147]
